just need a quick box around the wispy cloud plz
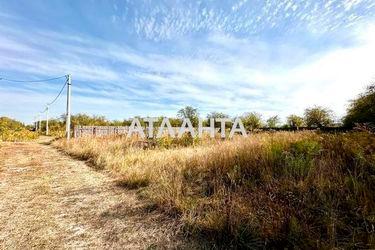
[128,0,375,41]
[0,1,374,123]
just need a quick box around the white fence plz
[74,126,130,138]
[73,125,226,138]
[73,126,189,138]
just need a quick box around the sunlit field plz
[54,131,375,248]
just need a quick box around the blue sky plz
[0,0,374,124]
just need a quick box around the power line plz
[32,78,67,115]
[3,73,72,139]
[0,74,68,109]
[0,75,66,83]
[40,107,48,113]
[47,79,67,106]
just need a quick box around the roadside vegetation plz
[54,131,375,248]
[52,83,375,248]
[0,117,38,142]
[36,82,375,138]
[3,82,374,248]
[344,84,375,128]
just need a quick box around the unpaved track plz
[0,140,195,249]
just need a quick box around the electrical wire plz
[40,104,50,113]
[47,80,67,106]
[1,74,71,113]
[17,74,72,127]
[0,75,67,83]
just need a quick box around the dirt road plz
[0,140,195,249]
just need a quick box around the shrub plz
[344,83,375,128]
[0,117,38,141]
[286,115,305,128]
[304,106,334,128]
[242,112,263,130]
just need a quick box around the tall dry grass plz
[53,131,375,248]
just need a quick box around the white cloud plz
[0,9,374,123]
[128,0,375,41]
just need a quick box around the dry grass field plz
[53,131,375,248]
[1,131,374,249]
[0,138,199,249]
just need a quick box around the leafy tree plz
[344,83,375,127]
[266,115,280,128]
[207,112,229,120]
[110,120,124,126]
[286,115,305,128]
[206,112,230,127]
[40,118,64,133]
[242,112,263,130]
[304,106,333,128]
[71,113,108,126]
[167,117,181,127]
[177,106,199,126]
[121,119,133,126]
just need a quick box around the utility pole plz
[34,116,38,131]
[38,113,41,133]
[46,105,49,136]
[66,74,72,140]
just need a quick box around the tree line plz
[35,82,375,133]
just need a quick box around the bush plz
[286,115,305,128]
[344,83,375,128]
[0,117,38,141]
[304,106,333,127]
[284,139,321,179]
[242,112,263,130]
